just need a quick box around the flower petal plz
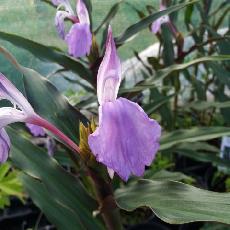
[88,97,161,181]
[52,0,69,6]
[151,18,162,34]
[0,128,10,163]
[55,10,72,39]
[0,73,34,115]
[97,26,121,105]
[0,108,28,128]
[65,23,92,57]
[26,123,45,137]
[0,73,80,154]
[77,0,90,24]
[151,4,169,34]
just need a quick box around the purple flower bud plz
[26,123,45,137]
[55,11,72,39]
[88,26,161,181]
[151,4,169,34]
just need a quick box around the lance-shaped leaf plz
[8,127,104,230]
[0,72,80,162]
[160,126,230,151]
[120,55,230,94]
[115,0,199,45]
[0,46,87,143]
[0,32,92,84]
[94,1,123,34]
[115,179,230,224]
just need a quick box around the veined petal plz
[55,10,72,39]
[52,0,64,6]
[77,0,90,25]
[0,73,34,115]
[0,129,10,163]
[65,23,92,57]
[88,97,161,181]
[26,123,45,137]
[52,0,69,6]
[97,26,121,105]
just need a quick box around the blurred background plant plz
[0,0,229,229]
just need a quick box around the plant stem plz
[89,169,122,230]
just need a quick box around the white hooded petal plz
[97,26,121,105]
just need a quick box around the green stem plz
[89,169,122,230]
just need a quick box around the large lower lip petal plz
[88,97,161,181]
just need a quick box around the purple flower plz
[54,0,92,57]
[51,0,69,6]
[26,123,45,137]
[26,123,55,156]
[151,3,169,34]
[0,129,10,163]
[88,26,161,181]
[0,73,79,163]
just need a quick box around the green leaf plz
[115,0,199,45]
[148,88,173,129]
[0,163,24,208]
[173,146,230,172]
[161,24,174,66]
[0,32,92,84]
[143,94,174,115]
[145,169,193,182]
[120,55,230,93]
[94,1,123,34]
[115,179,230,224]
[0,163,11,180]
[160,127,230,151]
[184,4,194,24]
[21,174,91,230]
[0,183,23,197]
[8,127,104,230]
[172,142,230,170]
[0,47,87,142]
[185,101,230,111]
[209,62,230,87]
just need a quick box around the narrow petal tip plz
[97,26,121,105]
[77,0,90,24]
